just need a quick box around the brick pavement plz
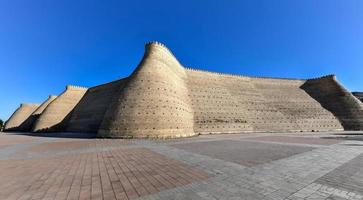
[0,131,363,200]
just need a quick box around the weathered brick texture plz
[4,103,40,131]
[32,86,87,132]
[5,42,363,137]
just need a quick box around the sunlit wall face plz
[0,0,362,121]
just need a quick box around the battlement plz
[306,74,336,81]
[20,103,40,107]
[186,66,317,81]
[66,85,88,90]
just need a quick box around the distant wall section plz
[4,103,39,131]
[18,95,57,131]
[33,86,87,132]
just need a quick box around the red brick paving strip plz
[0,148,209,200]
[245,136,340,145]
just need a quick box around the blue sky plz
[0,0,362,120]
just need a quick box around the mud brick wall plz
[66,79,128,132]
[4,103,39,131]
[33,86,87,132]
[98,42,195,138]
[301,76,363,130]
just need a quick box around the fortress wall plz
[186,69,343,134]
[251,77,343,131]
[4,103,40,131]
[98,42,195,138]
[301,75,363,130]
[10,42,360,137]
[32,86,87,132]
[66,78,128,132]
[186,69,254,134]
[352,92,363,102]
[17,95,57,131]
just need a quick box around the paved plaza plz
[0,132,363,200]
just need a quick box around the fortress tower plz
[5,42,363,138]
[98,42,195,138]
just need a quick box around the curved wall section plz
[4,103,39,131]
[18,95,57,131]
[98,42,195,138]
[301,75,363,130]
[33,86,87,132]
[66,78,128,132]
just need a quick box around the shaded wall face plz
[98,44,195,138]
[301,77,363,130]
[187,70,343,134]
[66,79,128,133]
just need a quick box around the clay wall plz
[5,42,362,137]
[186,69,343,134]
[18,95,57,131]
[32,86,87,132]
[98,42,195,138]
[66,78,128,132]
[4,103,39,131]
[301,76,363,130]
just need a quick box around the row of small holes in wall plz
[197,125,250,129]
[119,105,193,114]
[119,99,191,110]
[193,111,336,118]
[195,119,339,124]
[121,126,191,131]
[195,117,338,123]
[129,91,189,103]
[133,85,183,94]
[199,124,340,129]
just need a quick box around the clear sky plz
[0,0,362,120]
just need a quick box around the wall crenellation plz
[66,85,88,90]
[184,66,308,81]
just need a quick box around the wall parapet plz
[185,66,309,81]
[306,74,336,81]
[66,85,88,90]
[20,103,40,107]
